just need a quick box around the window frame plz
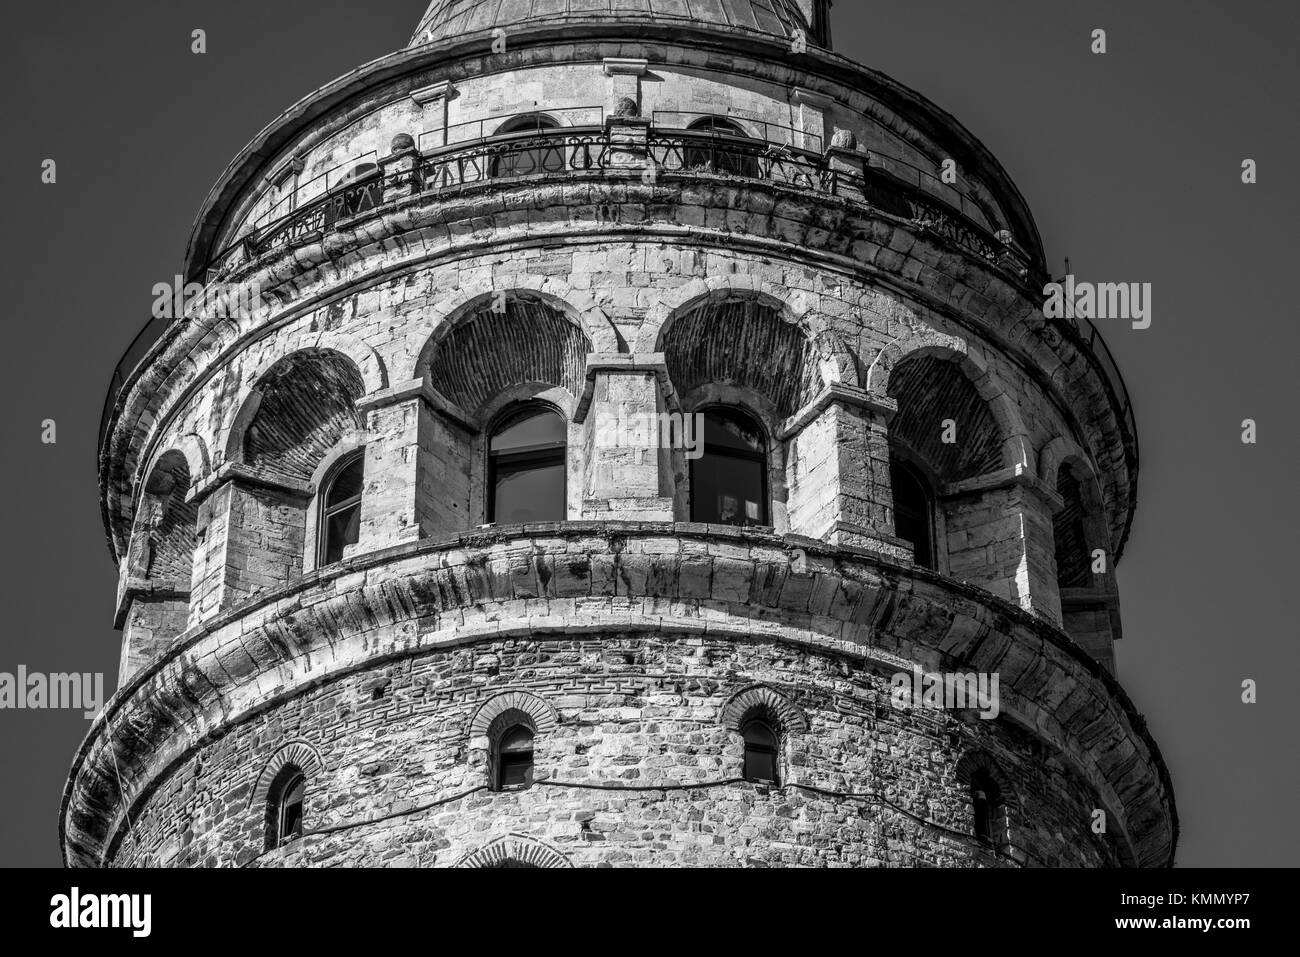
[688,405,770,528]
[740,717,781,785]
[492,722,536,792]
[485,403,568,525]
[316,449,365,567]
[888,453,938,570]
[265,766,306,852]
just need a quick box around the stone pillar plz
[604,112,652,171]
[791,87,833,152]
[575,354,675,521]
[782,384,910,559]
[379,133,421,203]
[187,465,311,626]
[603,58,648,115]
[117,594,190,685]
[355,377,475,549]
[941,468,1063,626]
[824,130,868,201]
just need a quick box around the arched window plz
[318,451,364,566]
[970,770,1004,847]
[487,405,566,524]
[690,407,768,527]
[266,767,306,850]
[742,718,780,784]
[1053,468,1092,587]
[493,724,535,791]
[890,457,935,569]
[490,113,565,177]
[684,116,759,178]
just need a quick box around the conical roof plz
[410,0,815,48]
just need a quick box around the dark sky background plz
[1,1,1296,867]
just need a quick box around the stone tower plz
[66,0,1177,867]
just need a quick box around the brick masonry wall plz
[109,634,1123,868]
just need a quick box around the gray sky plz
[1,0,1295,867]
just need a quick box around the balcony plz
[97,122,1136,547]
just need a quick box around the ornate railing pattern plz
[100,124,1137,516]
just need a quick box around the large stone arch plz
[222,348,366,475]
[309,329,388,394]
[413,290,599,420]
[641,278,856,391]
[655,289,834,421]
[411,276,620,379]
[869,331,1032,475]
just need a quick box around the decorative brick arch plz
[456,834,573,869]
[248,741,324,809]
[720,685,808,736]
[468,690,559,738]
[868,332,1033,473]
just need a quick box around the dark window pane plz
[702,409,764,453]
[742,720,779,783]
[973,790,992,843]
[500,725,534,753]
[493,461,566,524]
[890,459,933,569]
[499,752,533,788]
[691,408,767,526]
[743,747,777,784]
[327,456,364,505]
[490,408,566,453]
[279,775,305,844]
[324,502,361,564]
[489,407,567,524]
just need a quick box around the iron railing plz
[99,123,1137,529]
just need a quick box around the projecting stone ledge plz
[62,522,1175,869]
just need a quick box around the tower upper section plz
[410,0,825,49]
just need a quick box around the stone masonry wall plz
[108,634,1124,869]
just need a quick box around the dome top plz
[410,0,819,48]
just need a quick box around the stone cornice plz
[62,523,1175,870]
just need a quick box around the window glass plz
[690,408,767,526]
[320,453,363,565]
[489,407,566,524]
[890,458,934,569]
[742,720,779,783]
